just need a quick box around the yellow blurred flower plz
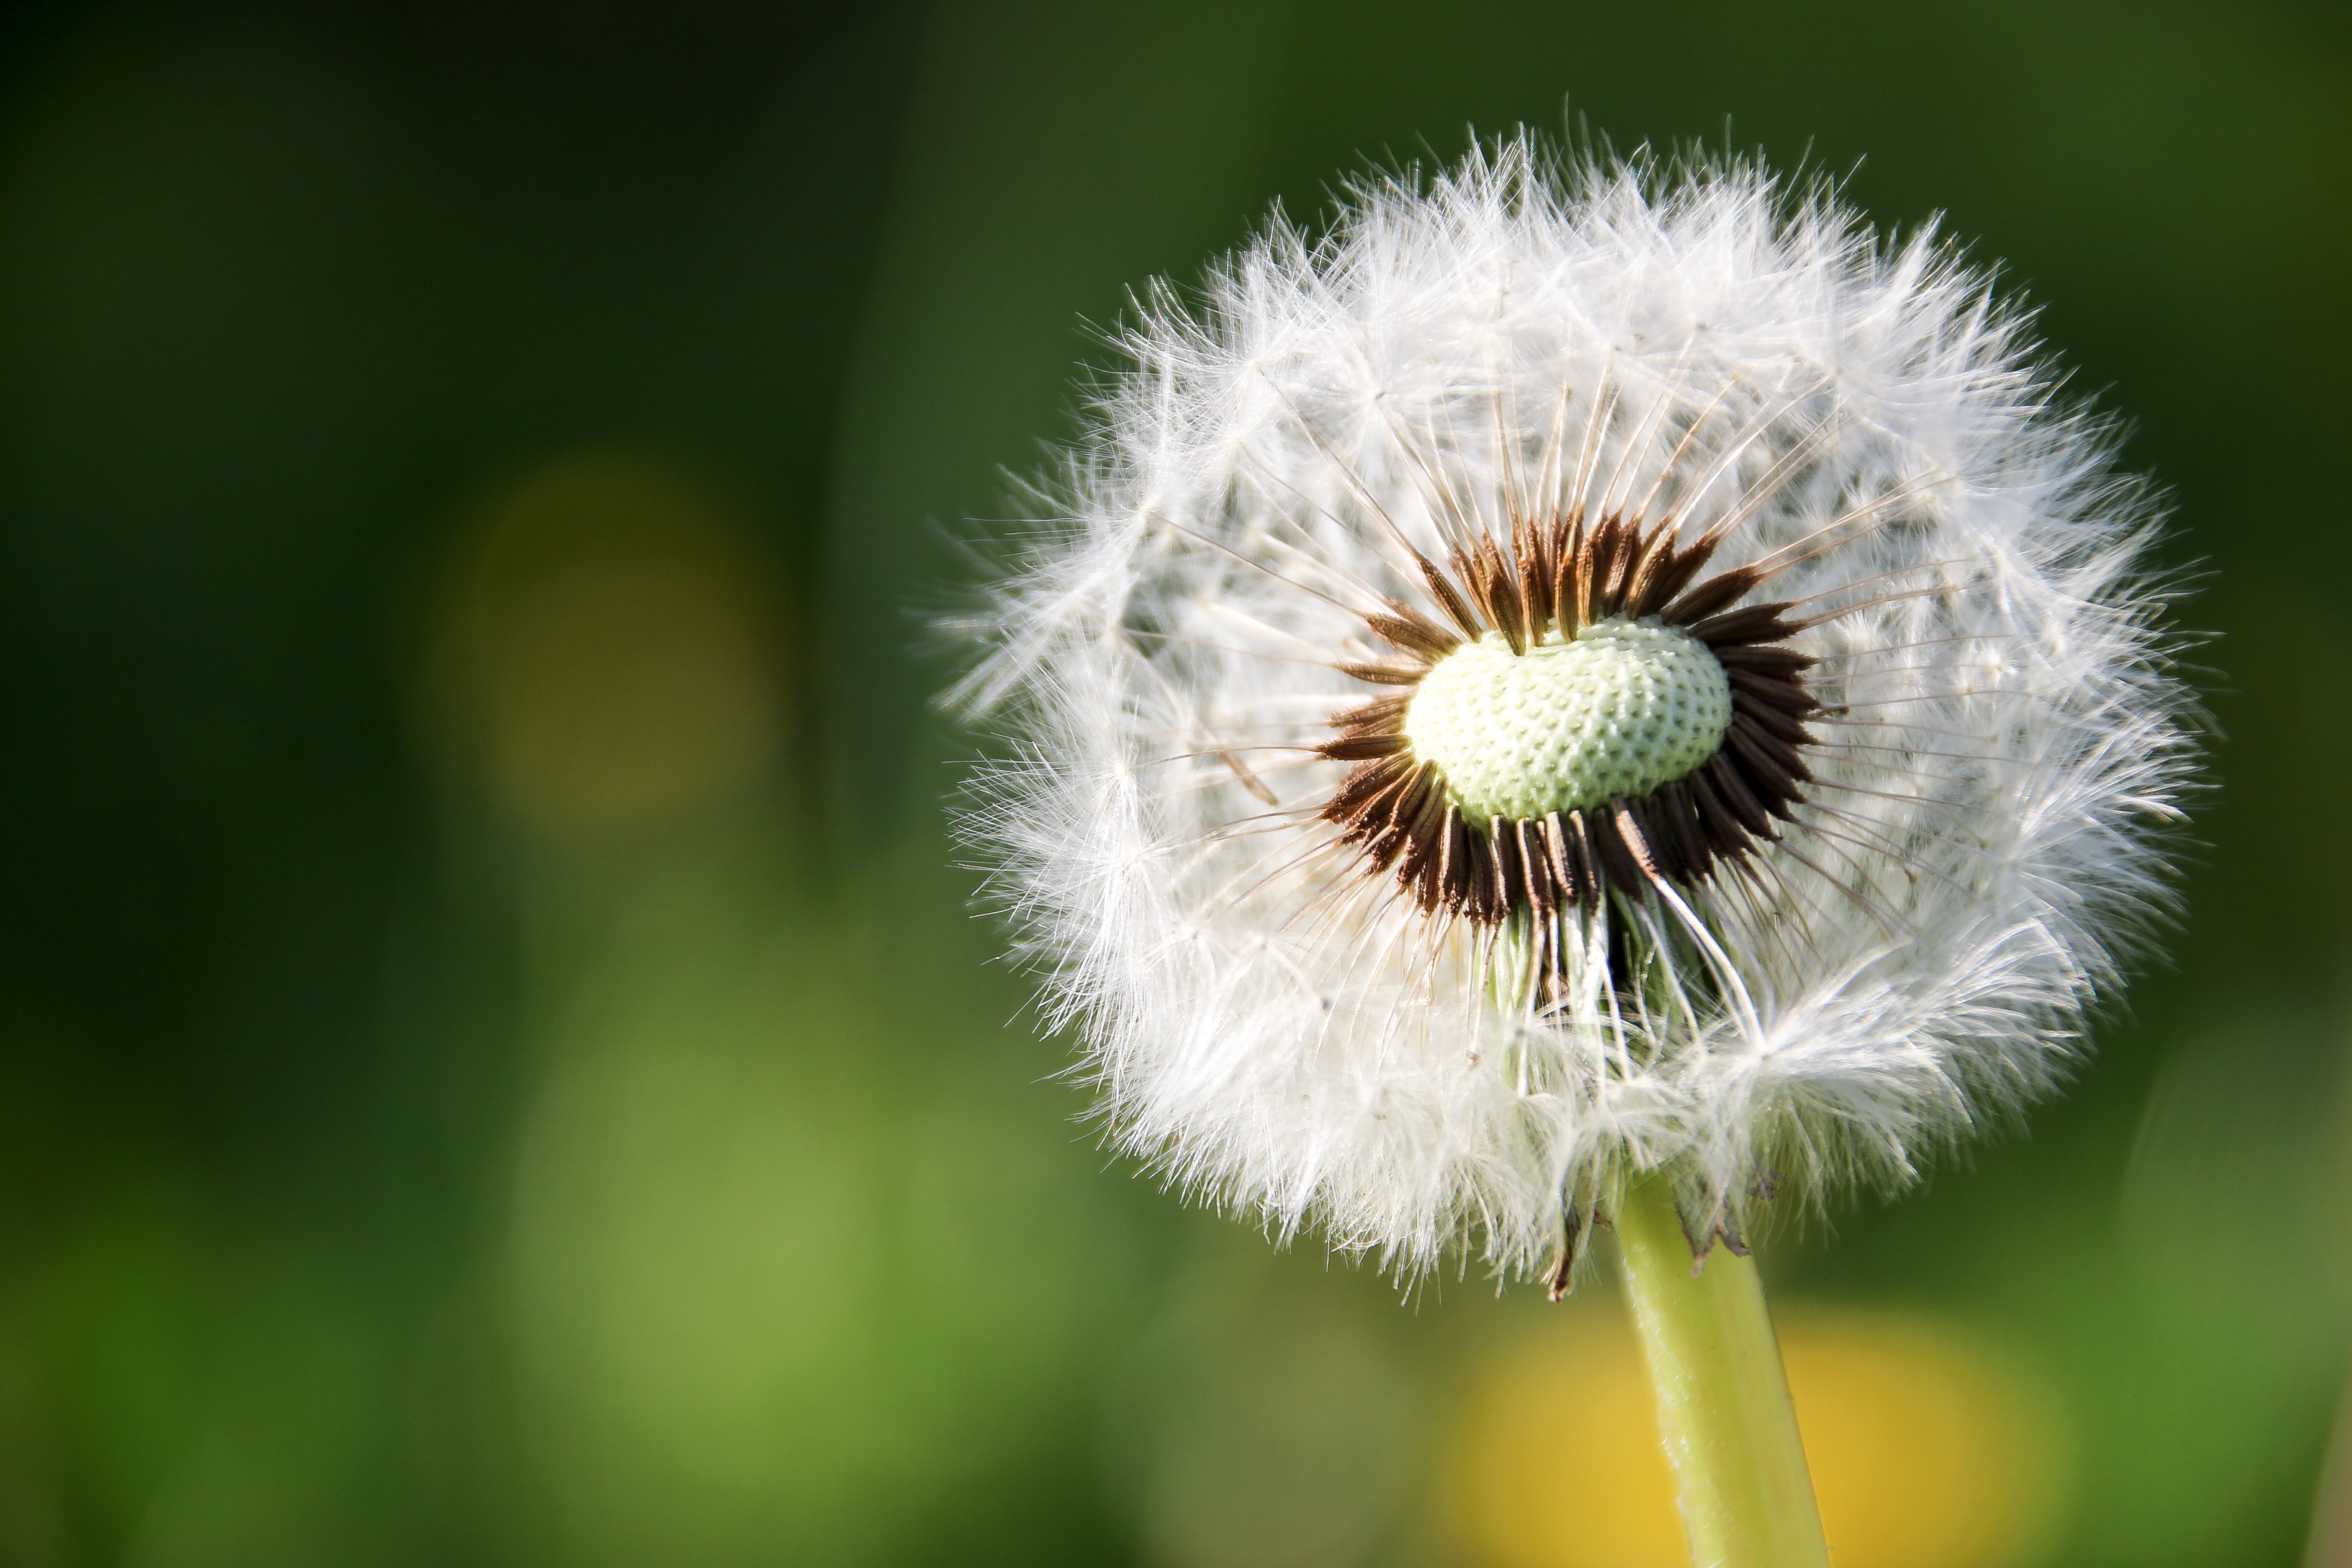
[1458,1305,2064,1568]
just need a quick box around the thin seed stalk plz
[1614,1173,1830,1568]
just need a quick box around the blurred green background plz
[0,1,2346,1564]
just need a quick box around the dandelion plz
[953,135,2195,1563]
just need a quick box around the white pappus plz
[951,135,2196,1288]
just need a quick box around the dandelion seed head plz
[951,133,2199,1285]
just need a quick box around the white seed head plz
[1406,622,1732,822]
[951,135,2199,1285]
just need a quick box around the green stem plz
[1614,1173,1831,1568]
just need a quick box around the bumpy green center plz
[1403,619,1733,822]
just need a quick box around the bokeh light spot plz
[425,450,787,839]
[1102,1266,1419,1568]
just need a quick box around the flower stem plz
[1613,1173,1830,1568]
